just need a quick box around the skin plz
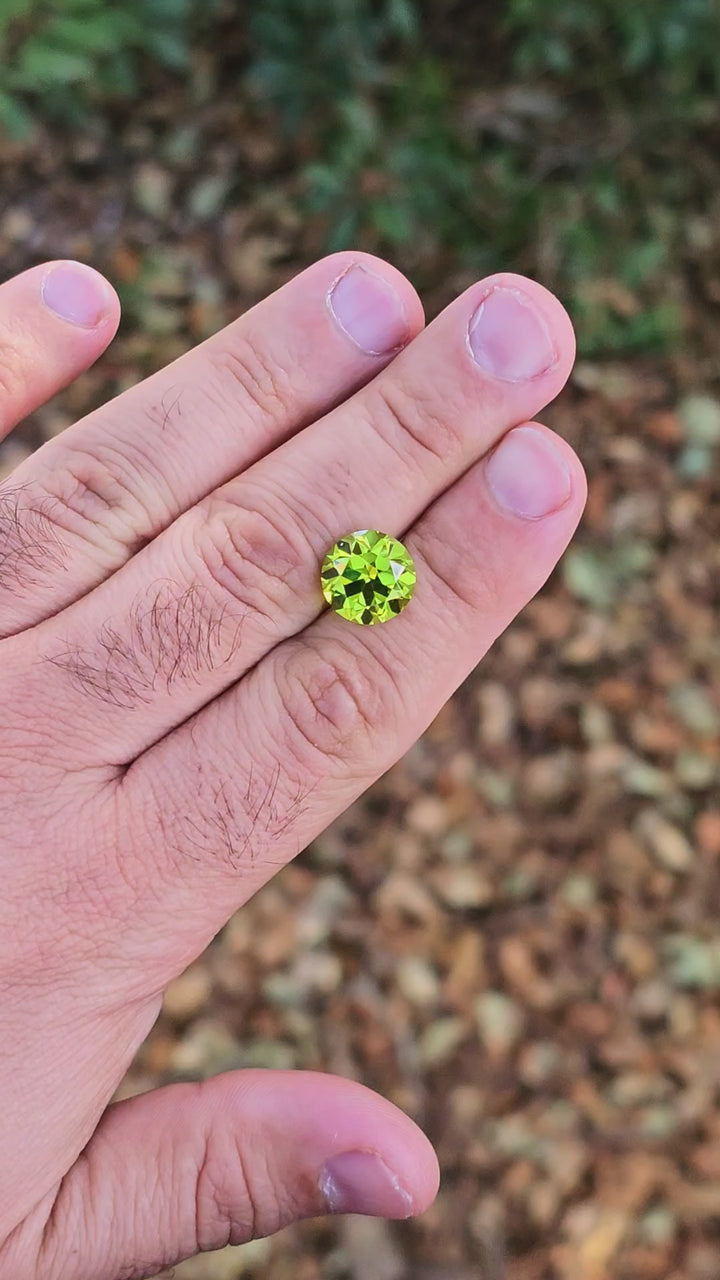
[0,252,586,1279]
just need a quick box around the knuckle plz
[136,724,305,895]
[175,772,256,876]
[193,1110,280,1248]
[0,482,66,595]
[171,725,319,881]
[194,1123,244,1249]
[43,445,131,522]
[208,332,296,427]
[0,446,155,619]
[272,636,398,774]
[44,580,240,711]
[369,375,466,468]
[27,445,146,558]
[195,492,312,629]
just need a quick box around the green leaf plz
[55,0,106,10]
[0,88,35,139]
[16,39,95,88]
[326,207,360,250]
[143,0,190,20]
[304,161,346,203]
[369,197,414,243]
[142,29,190,70]
[96,48,137,96]
[385,0,419,40]
[0,0,37,27]
[337,94,378,147]
[47,14,140,55]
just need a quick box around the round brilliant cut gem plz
[320,529,416,625]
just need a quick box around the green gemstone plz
[321,529,416,626]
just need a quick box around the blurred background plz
[2,2,720,1277]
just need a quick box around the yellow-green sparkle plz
[321,529,416,625]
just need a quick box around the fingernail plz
[468,286,557,381]
[41,262,112,328]
[328,264,409,356]
[486,425,572,520]
[319,1150,414,1218]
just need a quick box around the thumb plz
[21,1070,439,1280]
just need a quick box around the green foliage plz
[244,0,715,352]
[2,0,717,354]
[246,1,481,264]
[0,0,193,135]
[506,0,720,94]
[246,0,419,134]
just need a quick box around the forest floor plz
[2,58,720,1280]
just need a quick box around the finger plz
[33,274,575,765]
[19,1071,438,1280]
[0,252,422,633]
[0,260,118,441]
[105,422,585,974]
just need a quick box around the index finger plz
[0,260,119,441]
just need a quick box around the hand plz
[0,253,585,1279]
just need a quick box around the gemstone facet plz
[321,529,416,626]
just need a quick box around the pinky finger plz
[0,260,120,441]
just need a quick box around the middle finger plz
[25,273,574,765]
